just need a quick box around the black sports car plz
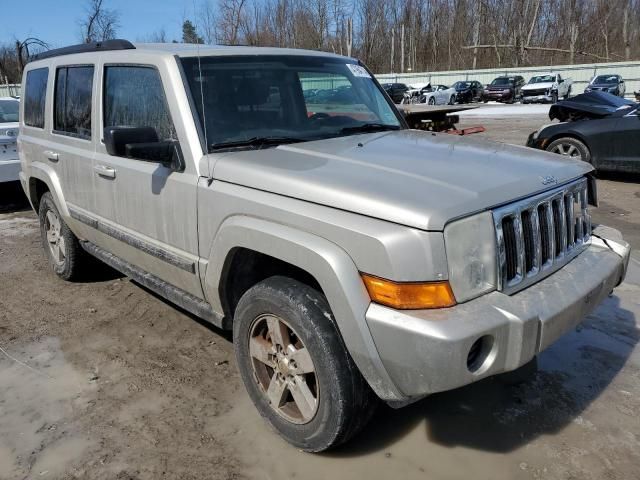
[527,92,639,173]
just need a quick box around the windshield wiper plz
[209,136,305,152]
[339,123,401,135]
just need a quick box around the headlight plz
[444,211,497,302]
[502,89,511,94]
[0,128,17,137]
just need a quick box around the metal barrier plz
[376,61,640,99]
[0,84,20,98]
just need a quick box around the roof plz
[133,42,350,60]
[29,39,351,64]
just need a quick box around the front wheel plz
[233,276,377,452]
[428,96,436,105]
[546,137,591,163]
[449,95,456,105]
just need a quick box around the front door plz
[89,63,202,298]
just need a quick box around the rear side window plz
[24,68,48,128]
[103,66,176,141]
[54,66,94,139]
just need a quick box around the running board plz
[81,241,227,329]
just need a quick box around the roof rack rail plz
[32,39,135,61]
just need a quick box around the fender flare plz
[27,161,69,218]
[203,215,406,402]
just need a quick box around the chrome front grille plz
[493,178,591,294]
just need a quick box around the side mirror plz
[558,79,564,83]
[104,126,185,172]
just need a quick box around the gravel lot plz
[1,107,639,479]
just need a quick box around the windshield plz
[491,77,514,86]
[529,75,554,84]
[181,55,402,151]
[453,81,471,90]
[593,75,618,84]
[0,99,19,123]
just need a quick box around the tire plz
[546,137,591,163]
[428,96,435,105]
[233,276,377,452]
[551,91,558,104]
[449,95,455,105]
[38,192,86,280]
[565,87,572,99]
[496,357,538,386]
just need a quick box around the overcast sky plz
[2,0,196,48]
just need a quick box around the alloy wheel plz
[249,314,319,424]
[44,209,66,266]
[551,143,581,158]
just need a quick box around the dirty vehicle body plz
[521,73,572,104]
[527,92,640,173]
[20,41,630,452]
[585,74,626,97]
[483,75,525,103]
[0,97,20,183]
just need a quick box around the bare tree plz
[79,0,120,43]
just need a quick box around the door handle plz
[94,164,116,179]
[44,150,59,162]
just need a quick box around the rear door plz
[90,63,203,298]
[51,65,97,222]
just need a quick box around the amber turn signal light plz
[361,274,456,310]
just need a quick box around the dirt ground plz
[1,109,640,479]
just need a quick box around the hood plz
[588,82,618,88]
[212,130,592,231]
[522,82,554,90]
[549,92,637,121]
[487,85,513,91]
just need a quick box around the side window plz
[54,66,94,139]
[24,68,49,128]
[103,66,176,142]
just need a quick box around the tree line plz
[2,0,640,84]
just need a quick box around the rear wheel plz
[428,96,436,105]
[233,276,377,452]
[38,192,87,280]
[449,95,456,105]
[546,137,591,163]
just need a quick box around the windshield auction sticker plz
[347,64,371,78]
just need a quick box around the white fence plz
[0,84,20,97]
[376,60,640,99]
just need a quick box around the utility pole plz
[390,27,395,73]
[400,23,405,73]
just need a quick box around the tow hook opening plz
[467,335,495,373]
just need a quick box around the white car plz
[521,73,572,103]
[0,97,20,183]
[407,84,456,105]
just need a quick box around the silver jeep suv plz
[19,40,630,452]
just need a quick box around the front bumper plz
[366,225,630,399]
[483,91,513,102]
[522,93,553,103]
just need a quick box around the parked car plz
[20,40,630,453]
[521,73,572,103]
[0,97,20,183]
[483,75,525,103]
[451,80,484,103]
[407,83,457,105]
[382,82,409,103]
[584,74,625,97]
[527,91,639,173]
